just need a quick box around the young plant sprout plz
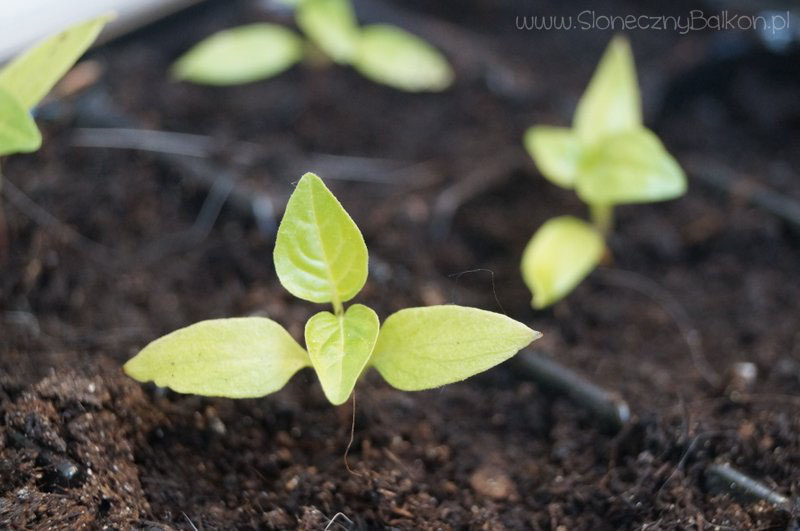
[0,15,110,168]
[171,0,453,92]
[521,36,686,309]
[124,173,539,405]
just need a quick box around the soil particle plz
[469,462,518,501]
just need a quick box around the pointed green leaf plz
[296,0,361,64]
[274,172,368,305]
[575,128,686,205]
[353,25,453,92]
[521,216,605,309]
[523,126,583,189]
[172,24,304,85]
[573,35,641,145]
[0,87,42,156]
[305,304,379,405]
[123,317,310,398]
[0,14,111,109]
[371,305,539,391]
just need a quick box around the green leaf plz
[0,87,42,156]
[353,25,453,92]
[521,216,605,309]
[573,35,641,145]
[296,0,361,64]
[523,126,583,189]
[0,14,111,109]
[172,24,304,85]
[575,128,686,205]
[305,304,379,404]
[371,305,539,391]
[123,317,310,398]
[274,173,368,306]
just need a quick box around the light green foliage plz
[123,318,311,398]
[523,35,682,207]
[573,35,641,145]
[172,24,304,85]
[523,126,581,189]
[0,14,111,109]
[274,172,368,307]
[0,88,41,156]
[353,25,454,92]
[521,216,605,309]
[521,36,686,308]
[372,306,540,391]
[172,0,453,91]
[575,129,686,205]
[296,0,360,64]
[0,15,108,187]
[305,304,379,404]
[125,172,539,405]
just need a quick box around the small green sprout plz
[124,173,539,405]
[0,88,41,157]
[171,0,453,92]
[0,15,111,162]
[521,36,686,309]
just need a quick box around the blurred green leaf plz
[371,306,539,391]
[296,0,360,64]
[0,14,111,109]
[0,87,41,156]
[353,25,453,92]
[576,128,686,205]
[274,172,368,306]
[521,216,605,309]
[523,126,583,189]
[172,24,304,85]
[573,35,641,145]
[305,304,379,404]
[123,318,310,398]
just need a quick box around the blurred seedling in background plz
[521,36,687,309]
[125,173,539,405]
[0,15,110,171]
[0,15,109,261]
[171,0,453,92]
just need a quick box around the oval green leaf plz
[575,128,686,205]
[274,172,368,306]
[0,14,111,109]
[353,24,453,92]
[371,305,540,391]
[0,87,42,156]
[521,216,605,309]
[172,24,304,85]
[573,35,641,145]
[305,304,379,405]
[123,317,310,398]
[296,0,361,64]
[523,125,583,189]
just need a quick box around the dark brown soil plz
[2,1,800,529]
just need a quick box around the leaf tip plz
[298,171,323,186]
[520,322,544,345]
[122,353,146,382]
[608,33,632,54]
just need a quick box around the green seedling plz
[521,36,686,309]
[0,15,111,167]
[171,0,453,92]
[124,173,539,404]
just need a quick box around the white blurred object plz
[0,0,204,62]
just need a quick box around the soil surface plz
[2,0,800,529]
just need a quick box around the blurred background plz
[2,1,800,529]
